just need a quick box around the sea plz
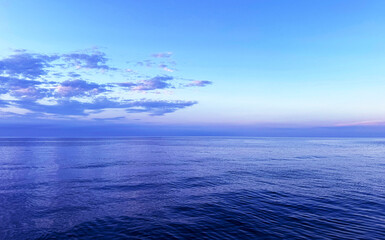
[0,137,384,239]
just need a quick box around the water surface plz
[0,137,384,239]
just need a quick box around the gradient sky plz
[1,0,385,136]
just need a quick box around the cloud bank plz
[0,49,211,119]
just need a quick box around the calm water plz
[0,137,385,239]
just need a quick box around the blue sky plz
[1,0,385,136]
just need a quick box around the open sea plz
[0,137,384,239]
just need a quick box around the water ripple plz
[0,137,384,239]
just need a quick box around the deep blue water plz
[0,137,385,239]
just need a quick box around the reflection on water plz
[0,137,385,239]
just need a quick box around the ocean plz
[0,137,384,239]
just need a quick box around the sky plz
[1,0,385,136]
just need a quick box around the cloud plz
[0,76,42,88]
[0,76,49,100]
[136,59,155,68]
[56,80,107,97]
[93,116,126,121]
[68,72,82,78]
[0,49,211,120]
[158,64,174,72]
[117,76,173,91]
[133,76,173,91]
[135,54,176,72]
[0,99,10,107]
[9,97,196,116]
[62,50,115,70]
[116,82,137,88]
[185,80,212,87]
[126,100,197,116]
[0,52,58,79]
[151,52,172,58]
[10,86,50,101]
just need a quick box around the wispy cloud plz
[151,52,172,58]
[335,120,385,127]
[135,52,176,72]
[125,99,197,116]
[8,97,197,116]
[117,76,173,91]
[185,80,212,87]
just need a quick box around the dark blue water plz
[0,137,385,239]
